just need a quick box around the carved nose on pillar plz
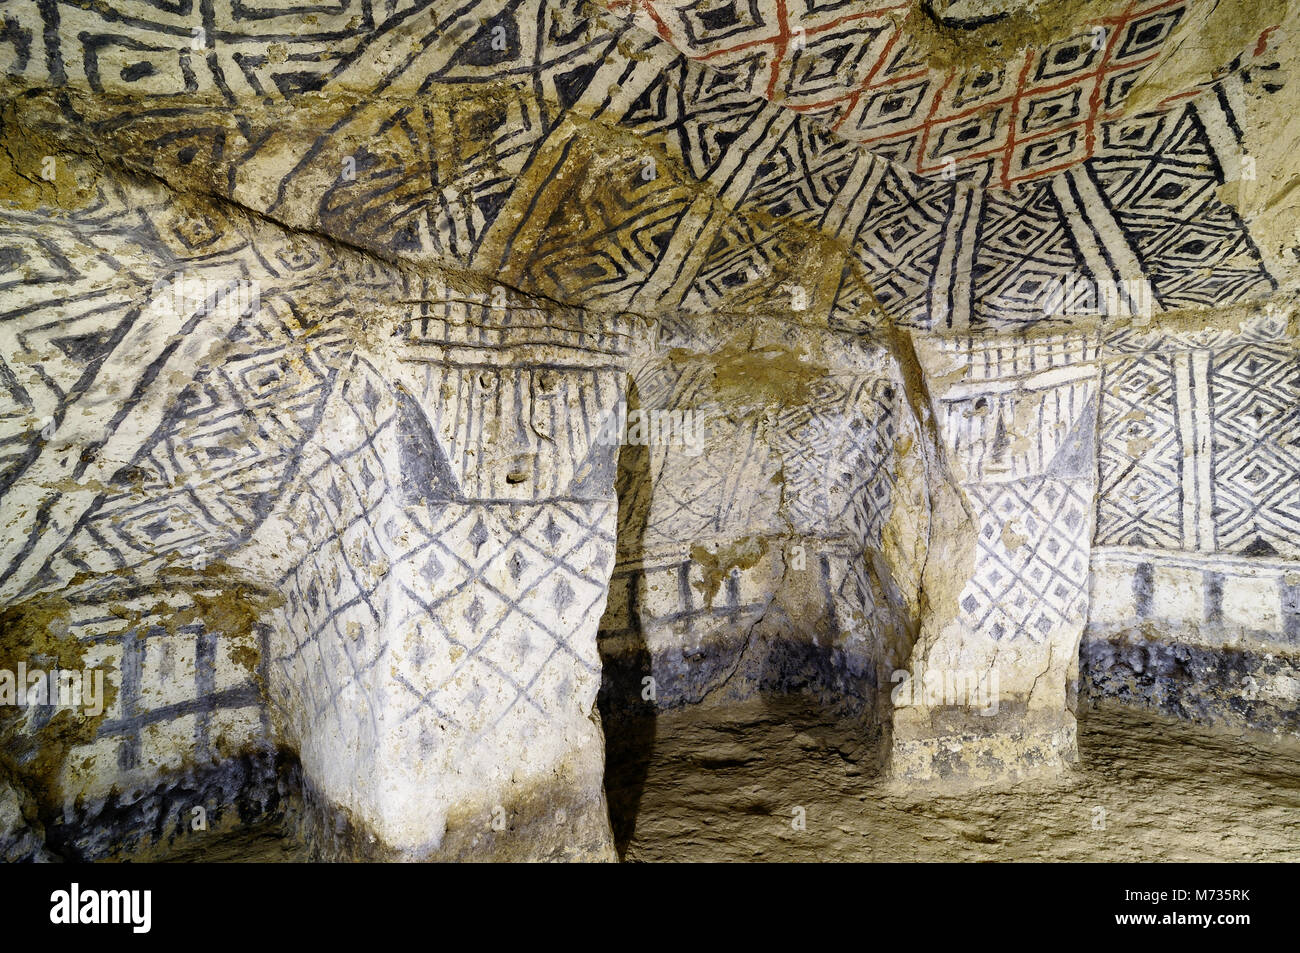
[506,453,535,486]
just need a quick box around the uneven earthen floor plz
[164,698,1300,861]
[608,698,1300,862]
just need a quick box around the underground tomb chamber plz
[0,0,1298,862]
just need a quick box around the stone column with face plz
[256,291,629,860]
[890,330,1100,785]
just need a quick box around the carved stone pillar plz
[891,330,1100,784]
[255,294,626,859]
